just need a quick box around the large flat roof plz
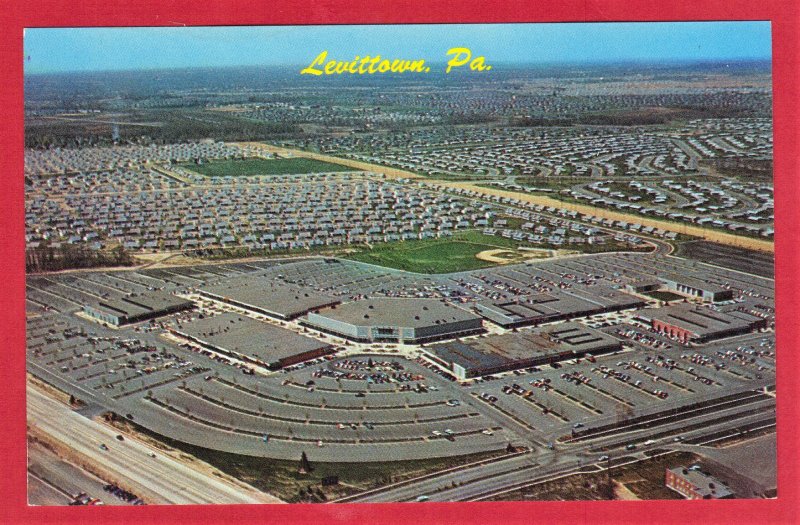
[312,297,480,329]
[638,303,760,337]
[90,291,192,318]
[200,276,339,319]
[175,312,330,364]
[475,288,643,326]
[563,285,645,309]
[428,322,621,372]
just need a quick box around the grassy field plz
[496,216,527,230]
[178,446,506,503]
[344,230,649,274]
[345,231,520,274]
[347,240,496,274]
[183,157,358,177]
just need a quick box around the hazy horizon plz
[24,22,772,75]
[23,57,773,78]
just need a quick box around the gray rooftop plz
[200,275,339,319]
[476,289,642,326]
[312,297,480,329]
[638,303,761,337]
[175,312,330,364]
[90,291,192,318]
[428,322,621,371]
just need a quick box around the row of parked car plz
[103,484,145,505]
[69,492,104,506]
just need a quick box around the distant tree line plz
[513,105,764,128]
[25,109,304,149]
[446,113,499,125]
[26,244,135,273]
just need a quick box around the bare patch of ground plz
[614,480,641,500]
[476,248,554,264]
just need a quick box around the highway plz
[28,473,72,506]
[345,453,539,503]
[340,393,774,503]
[27,385,283,505]
[28,439,133,505]
[461,412,776,502]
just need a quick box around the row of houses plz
[320,118,770,182]
[25,140,262,176]
[30,171,563,251]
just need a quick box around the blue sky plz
[24,22,772,74]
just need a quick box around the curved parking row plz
[214,377,448,410]
[147,394,497,445]
[178,378,472,428]
[180,386,481,427]
[283,376,440,395]
[283,379,402,395]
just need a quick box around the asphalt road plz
[28,440,132,505]
[350,453,539,503]
[27,385,282,505]
[28,473,71,506]
[343,394,774,502]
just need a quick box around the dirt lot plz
[490,452,703,501]
[476,248,553,264]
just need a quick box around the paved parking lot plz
[27,252,775,462]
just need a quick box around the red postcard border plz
[1,1,797,524]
